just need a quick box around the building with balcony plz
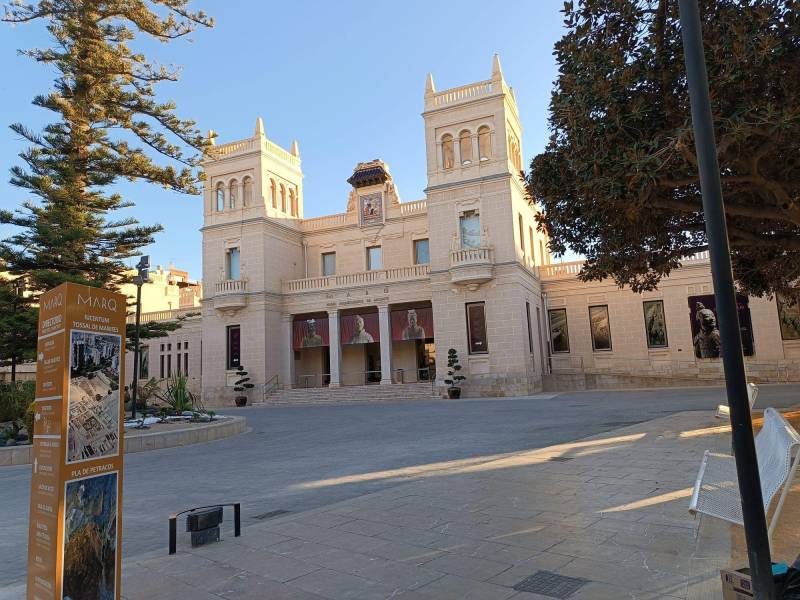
[140,55,798,406]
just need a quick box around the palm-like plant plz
[155,375,196,413]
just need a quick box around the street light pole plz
[677,1,775,597]
[130,256,150,421]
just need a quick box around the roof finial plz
[207,129,216,146]
[291,140,300,157]
[491,53,503,81]
[255,117,265,137]
[425,72,436,95]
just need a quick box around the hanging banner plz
[341,313,380,344]
[391,306,434,341]
[688,294,754,358]
[27,282,126,600]
[293,316,329,349]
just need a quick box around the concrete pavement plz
[115,408,799,599]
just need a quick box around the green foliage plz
[0,1,213,294]
[527,0,800,300]
[155,374,196,413]
[443,348,466,389]
[0,276,38,378]
[0,381,35,439]
[233,365,254,394]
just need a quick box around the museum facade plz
[125,57,800,406]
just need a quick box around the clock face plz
[360,192,383,225]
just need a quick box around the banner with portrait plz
[688,294,754,358]
[777,293,800,341]
[341,313,380,345]
[391,307,434,341]
[293,316,329,349]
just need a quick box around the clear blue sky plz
[0,0,568,279]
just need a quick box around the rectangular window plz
[226,247,241,280]
[643,300,669,348]
[159,354,165,378]
[548,308,570,353]
[184,352,189,375]
[167,354,172,378]
[589,305,612,351]
[167,343,171,352]
[160,343,165,352]
[227,325,241,369]
[176,351,181,376]
[466,302,489,354]
[518,214,525,253]
[139,346,149,379]
[413,239,430,265]
[322,252,336,276]
[459,211,481,249]
[529,227,535,265]
[366,246,382,271]
[525,302,534,354]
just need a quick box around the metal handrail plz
[261,374,280,400]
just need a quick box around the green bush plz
[155,375,197,413]
[0,381,35,423]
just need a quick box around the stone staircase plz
[257,382,439,406]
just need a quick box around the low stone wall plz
[543,372,725,392]
[0,416,246,467]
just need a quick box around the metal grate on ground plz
[513,570,590,599]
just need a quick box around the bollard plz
[168,514,177,555]
[234,503,241,537]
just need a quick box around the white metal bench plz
[715,382,759,419]
[689,407,800,543]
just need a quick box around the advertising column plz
[27,282,126,600]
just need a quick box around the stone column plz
[281,314,294,389]
[328,310,341,387]
[378,305,393,385]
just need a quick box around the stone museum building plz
[123,57,800,405]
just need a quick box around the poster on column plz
[292,316,329,349]
[27,282,126,600]
[391,307,434,340]
[340,313,380,344]
[688,294,754,358]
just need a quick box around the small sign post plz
[27,282,127,600]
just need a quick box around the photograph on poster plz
[62,471,118,600]
[67,331,121,463]
[341,313,379,344]
[643,300,668,348]
[292,317,330,349]
[688,294,754,358]
[589,305,612,351]
[777,293,800,341]
[548,308,570,353]
[391,307,434,341]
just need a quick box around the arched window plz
[459,130,472,165]
[215,183,224,211]
[441,134,454,170]
[242,177,253,206]
[478,126,491,161]
[228,179,237,209]
[270,179,277,208]
[289,188,297,216]
[280,184,286,212]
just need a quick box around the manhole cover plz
[513,570,589,598]
[547,457,574,462]
[253,509,290,520]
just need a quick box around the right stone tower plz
[423,55,550,396]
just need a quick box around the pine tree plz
[0,0,213,294]
[0,275,37,381]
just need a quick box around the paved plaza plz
[2,384,799,597]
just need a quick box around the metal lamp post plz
[130,256,150,421]
[677,1,775,597]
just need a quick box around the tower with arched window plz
[422,55,551,395]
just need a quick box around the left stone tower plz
[200,119,305,405]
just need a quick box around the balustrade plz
[283,264,430,293]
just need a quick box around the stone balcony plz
[213,279,248,313]
[450,247,494,289]
[283,265,429,294]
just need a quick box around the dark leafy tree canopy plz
[527,0,800,301]
[1,0,213,293]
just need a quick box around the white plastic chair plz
[689,407,800,543]
[715,382,759,419]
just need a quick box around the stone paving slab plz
[89,410,800,599]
